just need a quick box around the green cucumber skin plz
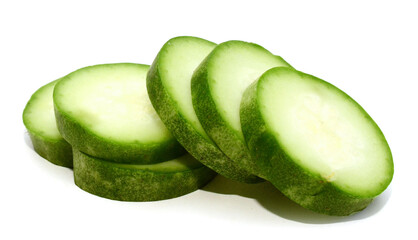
[275,55,293,68]
[190,41,292,178]
[53,63,186,164]
[190,42,291,179]
[147,49,261,183]
[73,149,217,201]
[240,71,375,216]
[239,81,277,180]
[54,106,186,164]
[28,132,73,168]
[190,59,262,180]
[23,79,73,168]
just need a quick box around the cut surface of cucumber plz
[191,40,291,177]
[54,63,185,164]
[147,36,260,183]
[240,67,394,215]
[73,149,216,201]
[23,80,73,168]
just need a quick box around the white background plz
[1,0,417,239]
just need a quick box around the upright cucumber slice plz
[147,36,260,183]
[54,63,185,164]
[73,149,216,201]
[240,67,394,215]
[191,40,291,177]
[23,80,73,168]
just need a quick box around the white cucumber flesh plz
[240,67,394,215]
[54,63,185,164]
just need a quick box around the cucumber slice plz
[191,40,291,177]
[54,63,185,164]
[23,80,73,168]
[73,149,216,201]
[147,36,260,183]
[240,67,394,215]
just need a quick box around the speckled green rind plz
[23,80,73,168]
[240,81,276,180]
[27,133,73,168]
[191,41,291,178]
[240,67,392,216]
[73,149,217,201]
[54,63,186,164]
[147,37,260,183]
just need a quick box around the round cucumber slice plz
[23,79,73,168]
[240,67,394,215]
[191,40,292,178]
[147,36,260,183]
[73,149,216,201]
[54,63,185,164]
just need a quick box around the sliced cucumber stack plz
[54,63,185,164]
[22,36,394,215]
[74,149,216,201]
[191,40,292,178]
[240,67,394,215]
[147,36,260,183]
[23,80,73,168]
